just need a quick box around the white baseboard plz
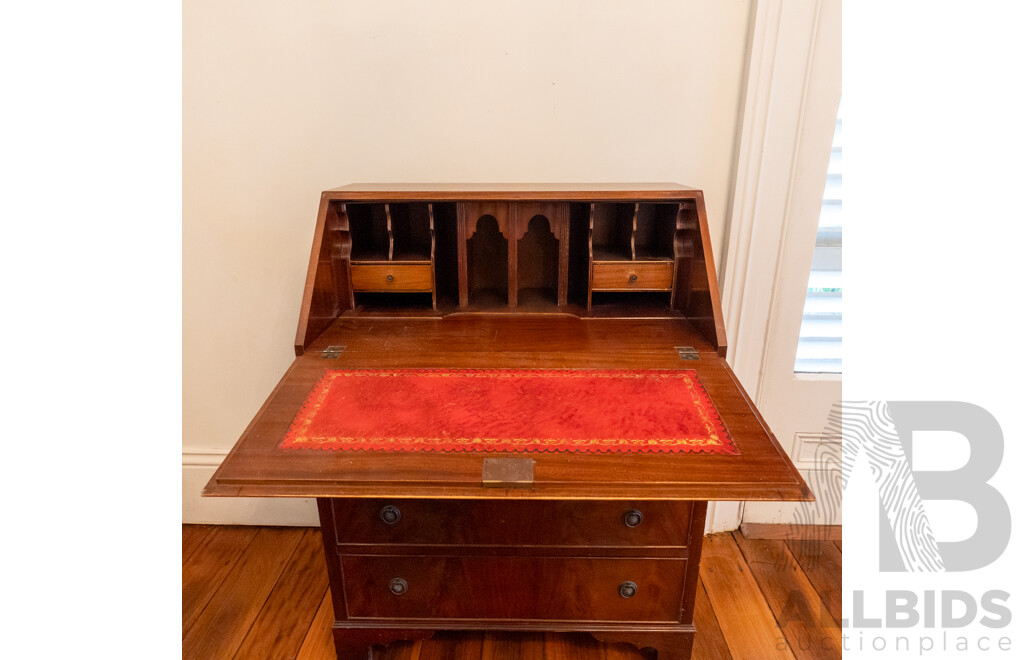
[182,448,319,526]
[705,501,742,533]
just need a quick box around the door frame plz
[710,0,840,533]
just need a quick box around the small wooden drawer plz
[341,555,687,622]
[591,262,674,291]
[329,499,692,550]
[350,263,433,292]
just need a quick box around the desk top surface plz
[205,317,811,502]
[323,182,702,201]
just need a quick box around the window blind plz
[794,102,842,374]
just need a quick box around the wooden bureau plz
[204,183,811,660]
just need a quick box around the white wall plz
[183,0,753,524]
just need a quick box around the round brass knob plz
[389,578,408,595]
[619,581,638,599]
[623,510,643,527]
[386,274,395,283]
[628,273,638,283]
[380,505,401,525]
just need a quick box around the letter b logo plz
[842,401,1010,572]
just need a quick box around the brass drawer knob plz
[386,274,395,283]
[380,505,401,525]
[389,578,408,596]
[628,273,638,283]
[619,581,638,599]
[623,509,643,527]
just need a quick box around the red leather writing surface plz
[280,369,736,454]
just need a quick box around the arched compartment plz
[467,214,509,308]
[516,214,558,306]
[455,201,569,310]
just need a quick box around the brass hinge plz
[675,346,699,361]
[320,345,346,359]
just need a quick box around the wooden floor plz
[183,526,842,660]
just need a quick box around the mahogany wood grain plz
[585,203,596,309]
[296,589,338,660]
[206,318,809,502]
[459,202,513,308]
[182,527,304,659]
[674,195,727,356]
[834,541,841,553]
[296,194,336,354]
[429,204,438,309]
[698,534,796,660]
[456,204,469,307]
[182,525,257,636]
[297,198,355,355]
[591,262,674,291]
[317,500,352,629]
[514,201,570,306]
[350,264,434,292]
[678,503,708,624]
[732,533,841,660]
[557,204,570,306]
[340,555,687,622]
[327,499,693,550]
[322,493,696,656]
[508,205,519,307]
[786,538,842,623]
[234,528,330,659]
[385,203,395,260]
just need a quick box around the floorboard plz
[732,533,840,660]
[786,538,842,623]
[381,640,422,660]
[234,528,330,659]
[182,526,259,637]
[699,534,796,660]
[183,527,304,660]
[691,577,731,660]
[182,524,215,564]
[296,589,337,660]
[183,525,840,659]
[418,632,484,660]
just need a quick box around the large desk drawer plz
[341,555,687,622]
[329,499,693,549]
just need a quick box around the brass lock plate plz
[481,458,535,488]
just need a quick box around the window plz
[794,101,842,374]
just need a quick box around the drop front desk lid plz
[204,184,812,503]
